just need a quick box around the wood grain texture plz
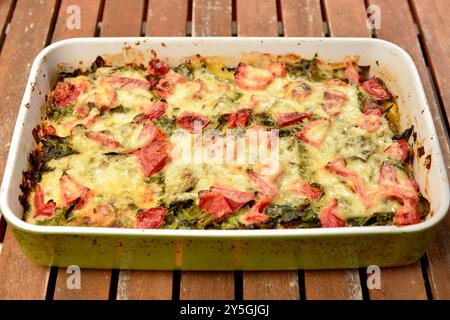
[370,0,450,300]
[192,0,231,36]
[180,272,235,300]
[0,230,51,299]
[0,0,57,300]
[412,0,450,122]
[146,0,188,36]
[236,0,278,36]
[280,0,323,37]
[323,0,370,37]
[101,0,145,37]
[54,269,111,300]
[243,271,300,300]
[304,270,363,300]
[52,0,102,41]
[117,271,173,300]
[368,263,427,300]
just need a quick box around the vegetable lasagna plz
[20,52,430,229]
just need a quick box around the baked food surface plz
[21,52,430,229]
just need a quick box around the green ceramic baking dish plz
[1,37,448,270]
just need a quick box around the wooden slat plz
[178,0,236,301]
[368,0,448,300]
[146,0,188,36]
[323,0,370,37]
[54,269,111,300]
[180,272,235,300]
[368,263,427,300]
[304,270,363,300]
[117,271,173,300]
[280,0,323,37]
[52,0,102,41]
[50,1,113,300]
[192,0,231,36]
[0,0,58,300]
[412,0,450,122]
[236,0,300,301]
[101,0,145,37]
[236,0,278,37]
[243,271,300,300]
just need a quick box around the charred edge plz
[358,268,370,300]
[419,254,433,300]
[0,0,17,53]
[234,270,243,300]
[45,266,58,300]
[172,270,181,300]
[108,269,120,300]
[45,0,62,46]
[298,270,306,300]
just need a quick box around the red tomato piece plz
[361,76,390,100]
[359,108,382,132]
[74,105,89,118]
[211,184,255,212]
[285,80,312,101]
[384,140,410,162]
[155,70,186,98]
[139,124,166,144]
[227,108,252,128]
[176,112,211,132]
[323,90,346,116]
[199,191,233,220]
[291,181,323,201]
[130,140,171,177]
[52,82,81,107]
[33,184,56,218]
[241,196,271,225]
[344,62,360,84]
[136,207,167,229]
[268,62,287,78]
[320,198,346,228]
[85,131,121,148]
[146,59,170,76]
[59,173,91,209]
[296,119,330,148]
[106,76,151,89]
[234,63,273,90]
[247,169,278,200]
[275,112,312,127]
[135,101,168,122]
[42,125,56,137]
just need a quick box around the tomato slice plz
[211,184,255,211]
[344,62,360,84]
[320,198,346,228]
[227,108,252,128]
[106,76,151,89]
[136,207,167,229]
[268,62,287,78]
[130,140,171,177]
[384,140,410,162]
[275,112,312,127]
[247,169,278,200]
[361,76,390,100]
[74,105,90,118]
[323,90,346,116]
[146,59,170,76]
[358,108,382,132]
[138,124,167,144]
[59,173,91,209]
[241,196,271,225]
[291,181,323,201]
[176,112,211,132]
[85,130,122,148]
[155,70,186,98]
[33,184,56,218]
[135,101,168,122]
[296,119,330,148]
[234,63,274,90]
[52,82,81,107]
[199,191,233,220]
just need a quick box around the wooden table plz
[0,0,448,300]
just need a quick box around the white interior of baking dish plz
[1,37,448,236]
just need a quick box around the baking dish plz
[0,37,448,270]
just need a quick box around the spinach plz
[155,115,176,135]
[46,100,74,121]
[264,203,320,228]
[173,62,194,80]
[346,212,394,226]
[251,112,276,128]
[164,199,213,229]
[110,105,129,113]
[42,136,77,163]
[145,174,165,185]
